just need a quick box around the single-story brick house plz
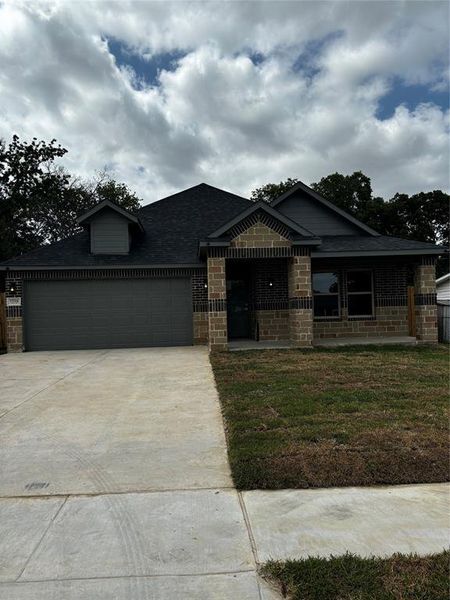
[0,182,444,352]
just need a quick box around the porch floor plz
[228,336,417,351]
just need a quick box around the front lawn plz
[261,551,449,600]
[211,345,449,489]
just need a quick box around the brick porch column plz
[414,259,438,343]
[288,253,313,347]
[207,257,228,351]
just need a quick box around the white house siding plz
[436,275,450,302]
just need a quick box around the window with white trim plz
[347,270,374,317]
[313,272,340,318]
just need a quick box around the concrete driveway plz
[0,348,277,599]
[0,347,232,495]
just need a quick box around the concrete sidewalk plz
[242,483,450,562]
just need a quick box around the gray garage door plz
[24,278,193,351]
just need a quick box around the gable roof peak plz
[77,199,141,228]
[207,198,320,239]
[270,179,380,237]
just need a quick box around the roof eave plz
[311,248,445,258]
[0,263,205,271]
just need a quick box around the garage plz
[24,278,193,351]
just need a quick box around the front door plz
[227,279,250,339]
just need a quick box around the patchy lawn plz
[261,551,450,600]
[211,345,449,489]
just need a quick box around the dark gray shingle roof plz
[1,184,252,267]
[312,235,444,255]
[1,184,444,268]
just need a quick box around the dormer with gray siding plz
[90,208,131,254]
[77,200,143,255]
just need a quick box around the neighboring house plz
[436,273,450,302]
[0,182,444,352]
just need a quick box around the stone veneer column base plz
[288,255,313,347]
[289,308,313,347]
[414,262,438,344]
[208,311,228,351]
[6,317,23,352]
[207,257,228,352]
[415,305,438,343]
[193,312,208,345]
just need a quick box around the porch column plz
[414,259,438,343]
[288,252,313,347]
[207,256,228,351]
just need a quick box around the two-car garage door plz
[24,279,193,351]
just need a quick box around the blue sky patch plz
[106,37,186,88]
[377,77,449,120]
[248,51,265,66]
[293,30,344,79]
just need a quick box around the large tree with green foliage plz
[0,136,142,262]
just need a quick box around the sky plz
[0,0,449,205]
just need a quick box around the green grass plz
[211,345,449,489]
[261,551,450,600]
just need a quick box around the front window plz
[313,272,340,318]
[347,270,374,317]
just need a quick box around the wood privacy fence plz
[437,302,450,343]
[407,286,416,337]
[0,293,6,353]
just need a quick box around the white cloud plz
[0,0,448,203]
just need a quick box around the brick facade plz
[230,222,291,249]
[414,262,438,343]
[256,309,289,341]
[313,307,409,338]
[288,254,313,346]
[3,242,439,353]
[6,317,23,352]
[207,257,228,351]
[5,274,23,352]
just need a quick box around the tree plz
[250,178,299,203]
[0,136,142,262]
[310,171,390,232]
[0,136,69,261]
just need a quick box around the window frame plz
[346,269,375,318]
[312,271,341,320]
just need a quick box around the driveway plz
[0,348,277,599]
[0,347,232,495]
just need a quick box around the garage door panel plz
[25,278,193,350]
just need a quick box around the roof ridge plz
[139,183,251,213]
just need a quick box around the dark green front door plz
[227,279,250,339]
